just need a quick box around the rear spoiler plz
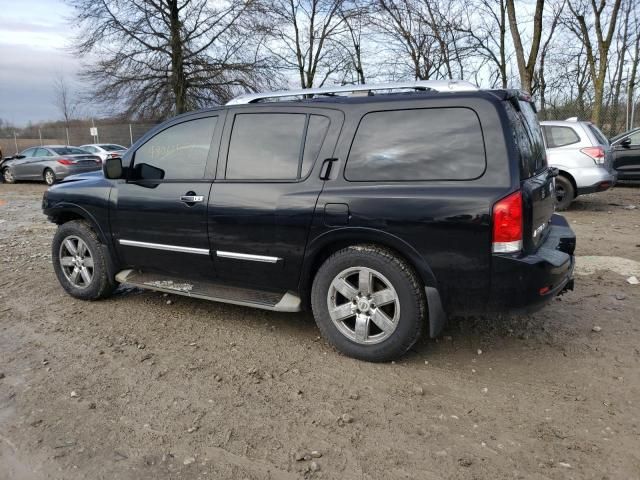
[491,89,537,113]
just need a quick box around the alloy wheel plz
[59,236,94,289]
[327,266,400,345]
[45,170,55,185]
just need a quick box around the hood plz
[60,170,104,183]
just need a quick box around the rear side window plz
[131,116,217,181]
[542,126,580,148]
[226,113,330,180]
[345,108,486,181]
[587,124,609,146]
[506,101,547,179]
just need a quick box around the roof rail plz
[226,80,479,105]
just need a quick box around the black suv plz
[42,81,575,362]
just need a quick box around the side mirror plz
[13,154,25,160]
[620,137,632,147]
[103,157,123,179]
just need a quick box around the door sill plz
[115,269,301,312]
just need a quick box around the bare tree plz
[506,0,545,93]
[52,75,78,128]
[460,0,510,88]
[538,0,565,116]
[66,0,277,118]
[266,0,353,88]
[566,0,624,125]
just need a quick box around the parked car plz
[540,119,617,210]
[610,127,640,180]
[2,146,101,185]
[42,81,575,362]
[79,143,128,162]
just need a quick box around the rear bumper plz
[574,167,617,195]
[488,214,575,312]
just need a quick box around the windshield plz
[52,147,91,155]
[101,144,126,151]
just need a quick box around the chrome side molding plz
[216,250,281,263]
[119,239,210,255]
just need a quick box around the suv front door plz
[209,107,344,292]
[111,113,224,281]
[613,130,640,178]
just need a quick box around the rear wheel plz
[44,168,56,186]
[554,175,574,211]
[52,220,117,300]
[311,245,425,362]
[3,168,15,184]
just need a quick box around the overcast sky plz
[0,0,82,126]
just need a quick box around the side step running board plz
[115,269,301,312]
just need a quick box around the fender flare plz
[300,227,447,337]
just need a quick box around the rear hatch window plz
[587,124,609,146]
[504,99,554,252]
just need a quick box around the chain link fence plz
[539,99,640,138]
[1,120,160,157]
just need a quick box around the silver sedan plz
[1,145,102,185]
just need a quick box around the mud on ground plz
[1,183,639,479]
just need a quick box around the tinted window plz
[131,117,217,181]
[506,101,547,179]
[543,126,580,148]
[82,146,97,152]
[52,147,91,155]
[301,115,330,177]
[345,108,485,181]
[226,113,306,180]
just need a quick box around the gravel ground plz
[1,182,639,480]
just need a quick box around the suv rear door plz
[505,98,555,252]
[110,112,224,280]
[208,106,344,292]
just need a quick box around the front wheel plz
[311,245,426,362]
[3,168,15,184]
[554,175,575,211]
[52,220,117,300]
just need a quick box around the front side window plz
[21,148,36,157]
[35,148,52,157]
[345,108,486,181]
[543,126,580,148]
[226,113,329,180]
[131,117,217,181]
[629,131,640,145]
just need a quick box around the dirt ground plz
[1,182,639,480]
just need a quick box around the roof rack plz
[226,80,479,105]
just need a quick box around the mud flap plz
[425,286,447,338]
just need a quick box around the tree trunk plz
[168,0,187,114]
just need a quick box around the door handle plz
[319,158,338,180]
[180,195,204,203]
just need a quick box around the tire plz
[311,245,426,362]
[554,175,574,211]
[44,168,56,186]
[3,168,15,184]
[52,220,117,300]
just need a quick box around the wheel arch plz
[47,204,110,246]
[300,228,447,337]
[49,203,120,280]
[557,170,577,198]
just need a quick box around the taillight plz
[492,190,523,253]
[580,146,605,165]
[57,158,74,165]
[107,153,118,158]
